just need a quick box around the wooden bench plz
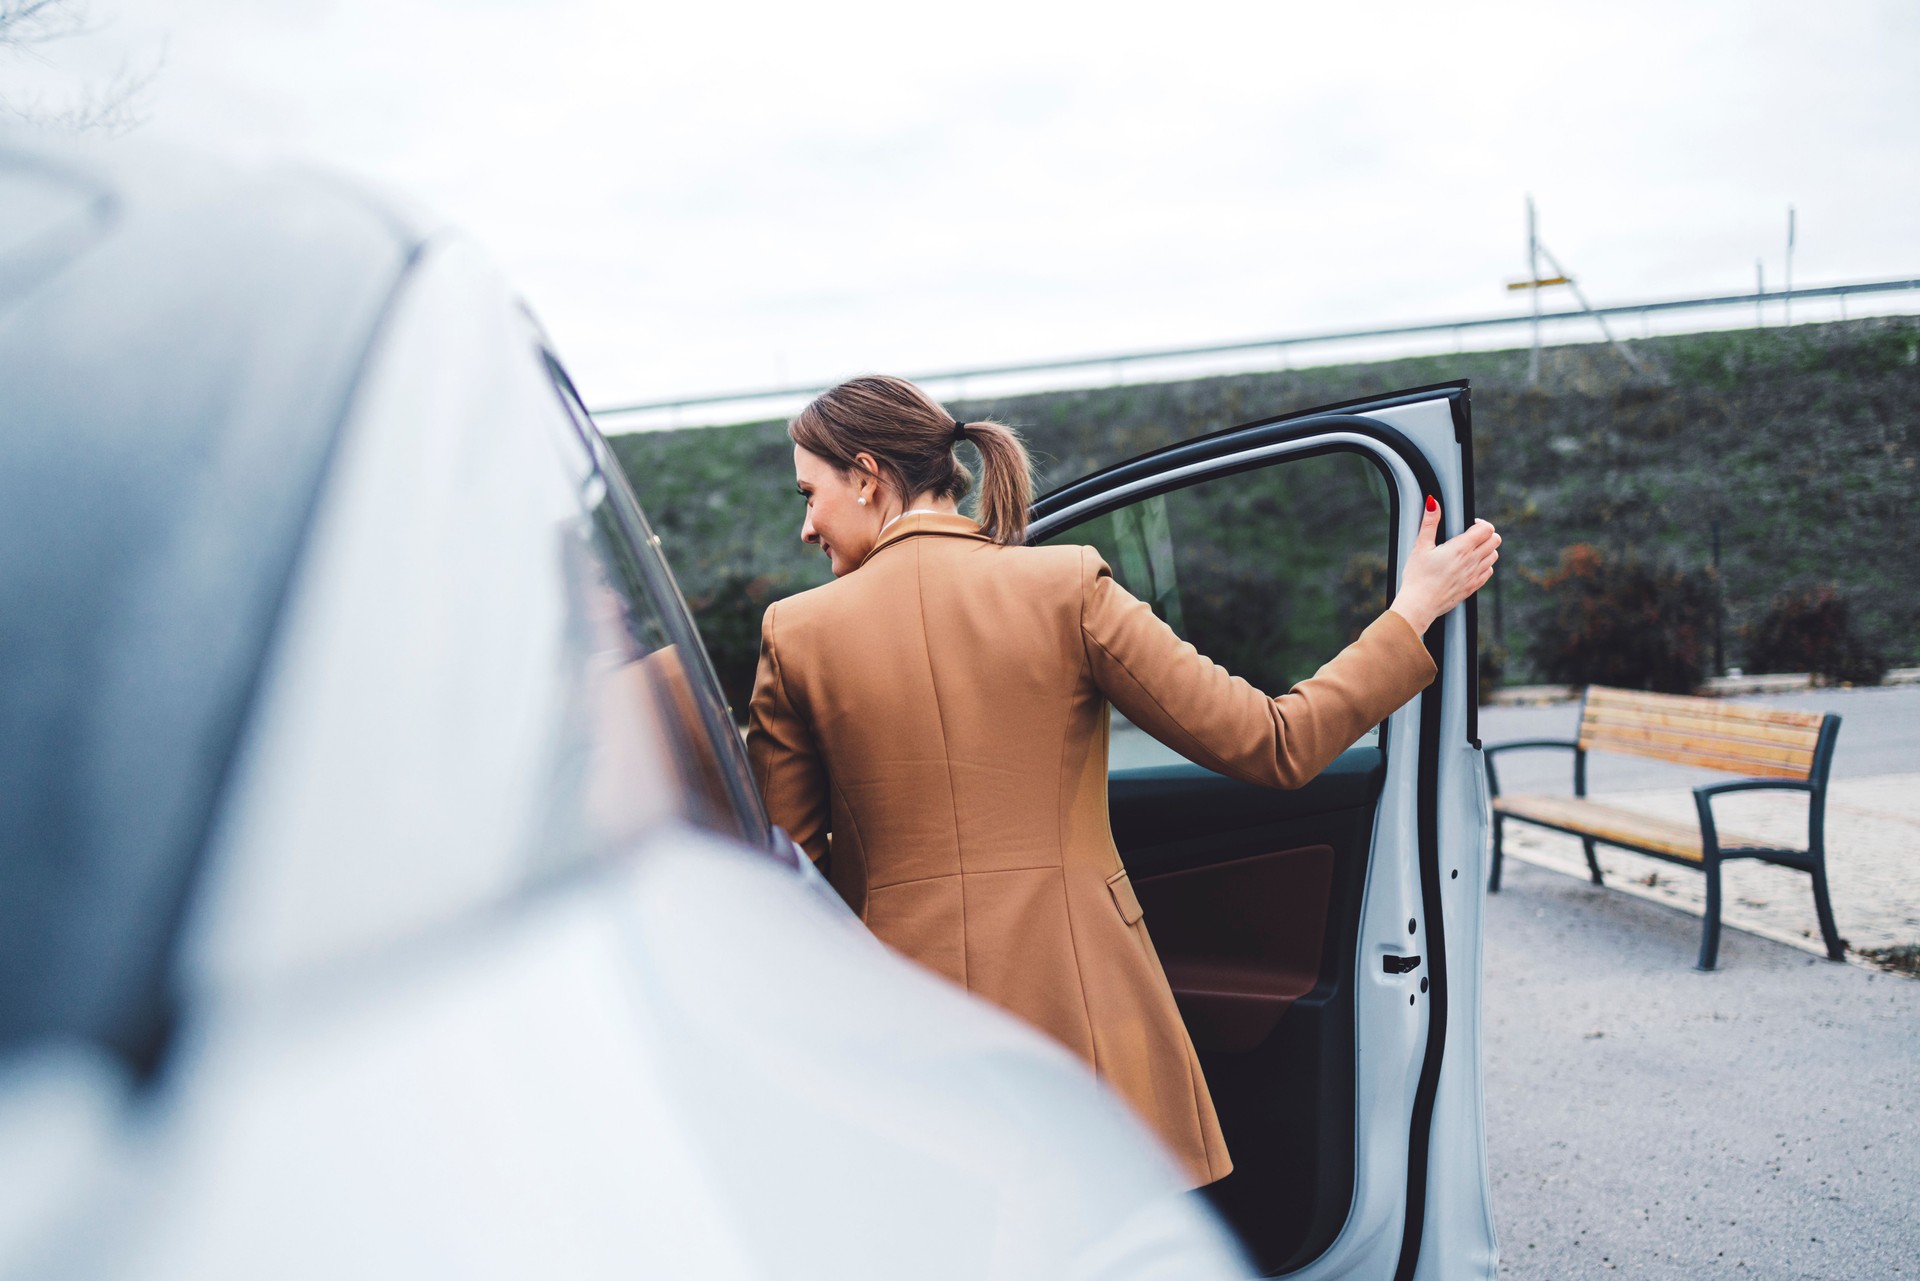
[1485,686,1843,969]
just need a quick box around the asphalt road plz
[1483,855,1920,1280]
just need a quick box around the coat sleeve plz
[745,601,830,865]
[1079,546,1437,790]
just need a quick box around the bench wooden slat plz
[1578,729,1816,778]
[1576,686,1824,777]
[1581,728,1813,770]
[1581,706,1826,750]
[1491,794,1781,863]
[1583,686,1827,730]
[1583,690,1826,736]
[1577,743,1811,780]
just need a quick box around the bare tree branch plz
[1,0,159,133]
[0,0,92,48]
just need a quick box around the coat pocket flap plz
[1106,868,1145,925]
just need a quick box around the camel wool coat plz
[745,513,1437,1187]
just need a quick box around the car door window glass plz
[1043,451,1391,767]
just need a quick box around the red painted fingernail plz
[1425,495,1438,513]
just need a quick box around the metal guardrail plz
[593,276,1920,423]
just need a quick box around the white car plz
[0,134,1495,1279]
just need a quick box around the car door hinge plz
[1382,954,1422,975]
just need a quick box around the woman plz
[746,375,1499,1188]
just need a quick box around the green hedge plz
[610,316,1920,710]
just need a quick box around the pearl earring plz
[857,496,867,505]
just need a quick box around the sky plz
[8,0,1919,421]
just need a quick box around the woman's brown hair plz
[789,375,1033,546]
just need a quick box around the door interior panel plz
[1112,746,1383,1275]
[1134,843,1331,1054]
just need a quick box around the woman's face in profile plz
[794,444,879,578]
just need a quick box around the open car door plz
[1028,383,1497,1280]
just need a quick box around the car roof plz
[0,134,428,1072]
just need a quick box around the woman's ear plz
[852,451,883,503]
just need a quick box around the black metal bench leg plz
[1581,837,1604,886]
[1810,862,1845,961]
[1489,814,1505,893]
[1697,854,1723,971]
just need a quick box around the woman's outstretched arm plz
[745,601,830,864]
[1081,498,1496,790]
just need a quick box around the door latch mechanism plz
[1382,954,1422,975]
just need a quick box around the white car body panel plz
[34,833,1249,1281]
[1363,399,1499,1281]
[184,237,626,999]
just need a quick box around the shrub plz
[1858,944,1920,976]
[684,571,791,721]
[1478,638,1509,704]
[1525,544,1717,694]
[1743,587,1887,686]
[1336,551,1391,642]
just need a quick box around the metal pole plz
[1527,196,1541,384]
[1786,206,1796,326]
[1756,261,1765,328]
[1537,242,1647,375]
[1492,563,1505,650]
[1711,517,1724,676]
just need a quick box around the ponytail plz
[954,419,1032,545]
[790,375,1034,546]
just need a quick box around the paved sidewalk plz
[1481,686,1920,1277]
[1484,859,1920,1280]
[1482,687,1920,966]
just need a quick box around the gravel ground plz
[1483,856,1920,1280]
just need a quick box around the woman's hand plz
[1388,496,1501,636]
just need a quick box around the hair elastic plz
[951,419,967,441]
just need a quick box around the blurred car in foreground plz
[0,132,1497,1280]
[0,134,1249,1280]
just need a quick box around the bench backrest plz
[1576,686,1829,781]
